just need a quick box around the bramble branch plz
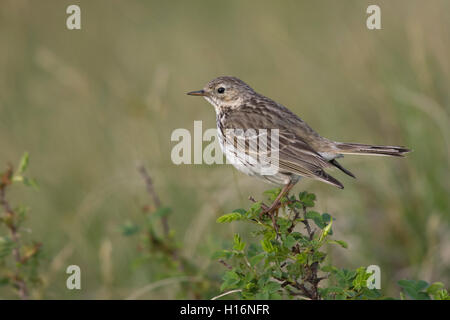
[138,165,169,238]
[0,165,29,300]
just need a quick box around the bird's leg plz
[262,182,294,216]
[260,182,294,235]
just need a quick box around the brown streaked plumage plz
[187,76,410,210]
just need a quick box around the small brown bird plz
[188,76,410,212]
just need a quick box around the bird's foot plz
[260,200,281,216]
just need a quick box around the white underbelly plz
[217,130,292,185]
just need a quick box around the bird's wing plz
[276,131,343,188]
[219,111,343,188]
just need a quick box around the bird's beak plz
[187,90,206,96]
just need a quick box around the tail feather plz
[330,159,356,178]
[335,143,411,157]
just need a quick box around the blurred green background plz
[0,0,449,299]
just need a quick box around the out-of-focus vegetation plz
[0,0,448,299]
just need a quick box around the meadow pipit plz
[187,76,410,212]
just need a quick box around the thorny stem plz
[0,166,29,300]
[137,166,180,264]
[138,165,169,238]
[301,204,314,240]
[249,196,280,236]
[219,259,233,270]
[137,166,205,298]
[247,192,323,299]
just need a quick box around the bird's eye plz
[217,87,225,94]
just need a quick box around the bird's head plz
[187,76,254,111]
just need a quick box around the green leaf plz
[17,152,29,175]
[353,267,371,290]
[322,213,332,222]
[121,221,140,236]
[255,291,270,299]
[299,192,316,207]
[269,292,282,300]
[335,268,357,287]
[360,287,382,299]
[398,279,429,291]
[283,235,296,249]
[23,177,39,189]
[433,289,450,300]
[426,282,444,296]
[249,201,262,214]
[291,232,308,241]
[261,239,275,253]
[319,218,333,242]
[264,188,281,201]
[249,253,265,266]
[398,280,430,300]
[265,281,281,293]
[217,212,244,223]
[211,250,232,260]
[221,271,241,291]
[296,252,308,264]
[233,234,246,251]
[304,211,333,234]
[233,208,247,215]
[321,286,345,297]
[328,239,348,249]
[305,211,321,220]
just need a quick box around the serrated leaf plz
[261,239,275,253]
[328,239,348,249]
[305,211,333,234]
[249,253,265,266]
[232,208,247,215]
[255,291,270,299]
[398,279,430,300]
[249,201,262,214]
[426,282,444,295]
[265,281,281,293]
[221,271,240,291]
[296,252,308,264]
[305,211,321,220]
[284,235,296,249]
[217,212,244,223]
[233,234,245,251]
[398,279,429,292]
[264,188,281,201]
[299,192,316,207]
